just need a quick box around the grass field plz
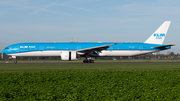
[0,63,180,100]
[0,63,180,72]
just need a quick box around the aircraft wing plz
[77,43,118,53]
[151,44,175,49]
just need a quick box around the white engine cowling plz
[61,51,77,61]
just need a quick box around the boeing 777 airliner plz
[2,21,174,64]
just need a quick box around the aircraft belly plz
[8,50,155,57]
[31,51,61,56]
[99,50,154,56]
[8,51,61,57]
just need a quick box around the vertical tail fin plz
[144,21,171,44]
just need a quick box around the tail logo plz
[154,33,165,39]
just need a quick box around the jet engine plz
[61,51,77,60]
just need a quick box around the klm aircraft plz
[2,21,174,64]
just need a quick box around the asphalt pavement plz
[1,62,180,65]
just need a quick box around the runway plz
[1,62,180,65]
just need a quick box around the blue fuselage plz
[2,42,169,54]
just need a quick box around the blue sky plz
[0,0,179,53]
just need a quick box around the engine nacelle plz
[61,51,77,61]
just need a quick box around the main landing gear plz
[83,59,94,63]
[83,54,95,63]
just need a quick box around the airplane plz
[2,21,174,64]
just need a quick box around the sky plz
[0,0,179,53]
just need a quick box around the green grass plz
[0,64,180,72]
[0,64,180,100]
[1,70,180,100]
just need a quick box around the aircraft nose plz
[2,49,7,54]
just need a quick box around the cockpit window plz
[5,47,9,49]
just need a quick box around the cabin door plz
[15,46,19,53]
[39,46,44,51]
[77,46,81,50]
[139,46,143,51]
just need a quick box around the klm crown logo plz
[154,33,165,39]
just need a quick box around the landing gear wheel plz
[89,60,94,63]
[83,60,94,63]
[83,60,87,63]
[14,60,17,64]
[87,60,90,63]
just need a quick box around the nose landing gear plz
[14,59,17,64]
[12,56,17,64]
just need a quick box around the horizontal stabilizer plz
[151,44,175,49]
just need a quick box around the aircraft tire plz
[87,60,90,63]
[83,60,88,63]
[83,60,94,63]
[89,60,94,63]
[14,60,17,64]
